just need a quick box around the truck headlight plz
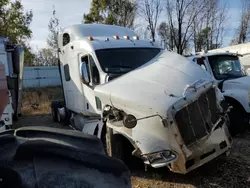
[143,150,177,168]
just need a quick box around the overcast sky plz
[22,0,241,51]
[22,0,91,51]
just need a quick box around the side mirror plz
[80,62,90,84]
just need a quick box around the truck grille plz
[175,88,220,146]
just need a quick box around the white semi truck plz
[188,52,250,135]
[0,37,24,130]
[208,42,250,73]
[51,24,232,174]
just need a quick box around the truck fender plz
[101,122,138,151]
[223,91,249,113]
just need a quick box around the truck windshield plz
[95,48,161,73]
[208,55,246,80]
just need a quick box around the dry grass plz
[21,87,63,115]
[19,87,250,188]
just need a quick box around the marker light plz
[133,36,139,40]
[124,35,130,40]
[88,36,94,41]
[113,35,120,39]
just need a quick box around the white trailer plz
[188,52,250,135]
[51,24,231,174]
[0,37,24,129]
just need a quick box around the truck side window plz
[63,33,70,46]
[81,56,90,84]
[89,56,100,85]
[64,64,71,81]
[197,58,207,70]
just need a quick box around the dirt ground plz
[15,87,250,188]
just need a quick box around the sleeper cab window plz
[63,33,70,46]
[64,64,70,81]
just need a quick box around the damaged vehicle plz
[51,24,232,174]
[188,52,250,135]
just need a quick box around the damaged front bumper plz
[140,123,232,174]
[142,150,178,168]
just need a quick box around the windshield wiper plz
[111,65,132,69]
[222,73,243,78]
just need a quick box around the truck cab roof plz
[187,51,240,61]
[58,24,161,51]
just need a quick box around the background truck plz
[0,63,9,131]
[0,37,24,129]
[208,42,250,74]
[51,24,231,174]
[188,52,250,135]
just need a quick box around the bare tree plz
[109,0,137,28]
[157,22,176,50]
[233,0,250,44]
[192,0,227,52]
[34,48,57,66]
[165,0,208,55]
[83,0,137,28]
[213,3,227,49]
[47,6,60,53]
[139,0,162,41]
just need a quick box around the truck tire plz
[51,106,58,122]
[105,127,124,161]
[51,101,61,122]
[227,102,248,136]
[56,108,61,123]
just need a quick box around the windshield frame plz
[95,47,162,74]
[208,55,246,80]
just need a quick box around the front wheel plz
[227,103,249,136]
[51,106,58,122]
[105,127,124,160]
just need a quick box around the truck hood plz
[95,50,213,118]
[224,76,250,89]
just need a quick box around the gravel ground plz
[14,114,250,188]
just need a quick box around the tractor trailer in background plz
[0,37,24,129]
[51,24,232,174]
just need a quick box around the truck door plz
[79,53,101,116]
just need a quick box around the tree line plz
[0,0,58,66]
[84,0,250,55]
[1,0,250,66]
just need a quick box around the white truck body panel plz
[0,38,9,76]
[95,51,213,118]
[1,91,14,126]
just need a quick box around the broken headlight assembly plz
[142,150,177,168]
[103,105,137,128]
